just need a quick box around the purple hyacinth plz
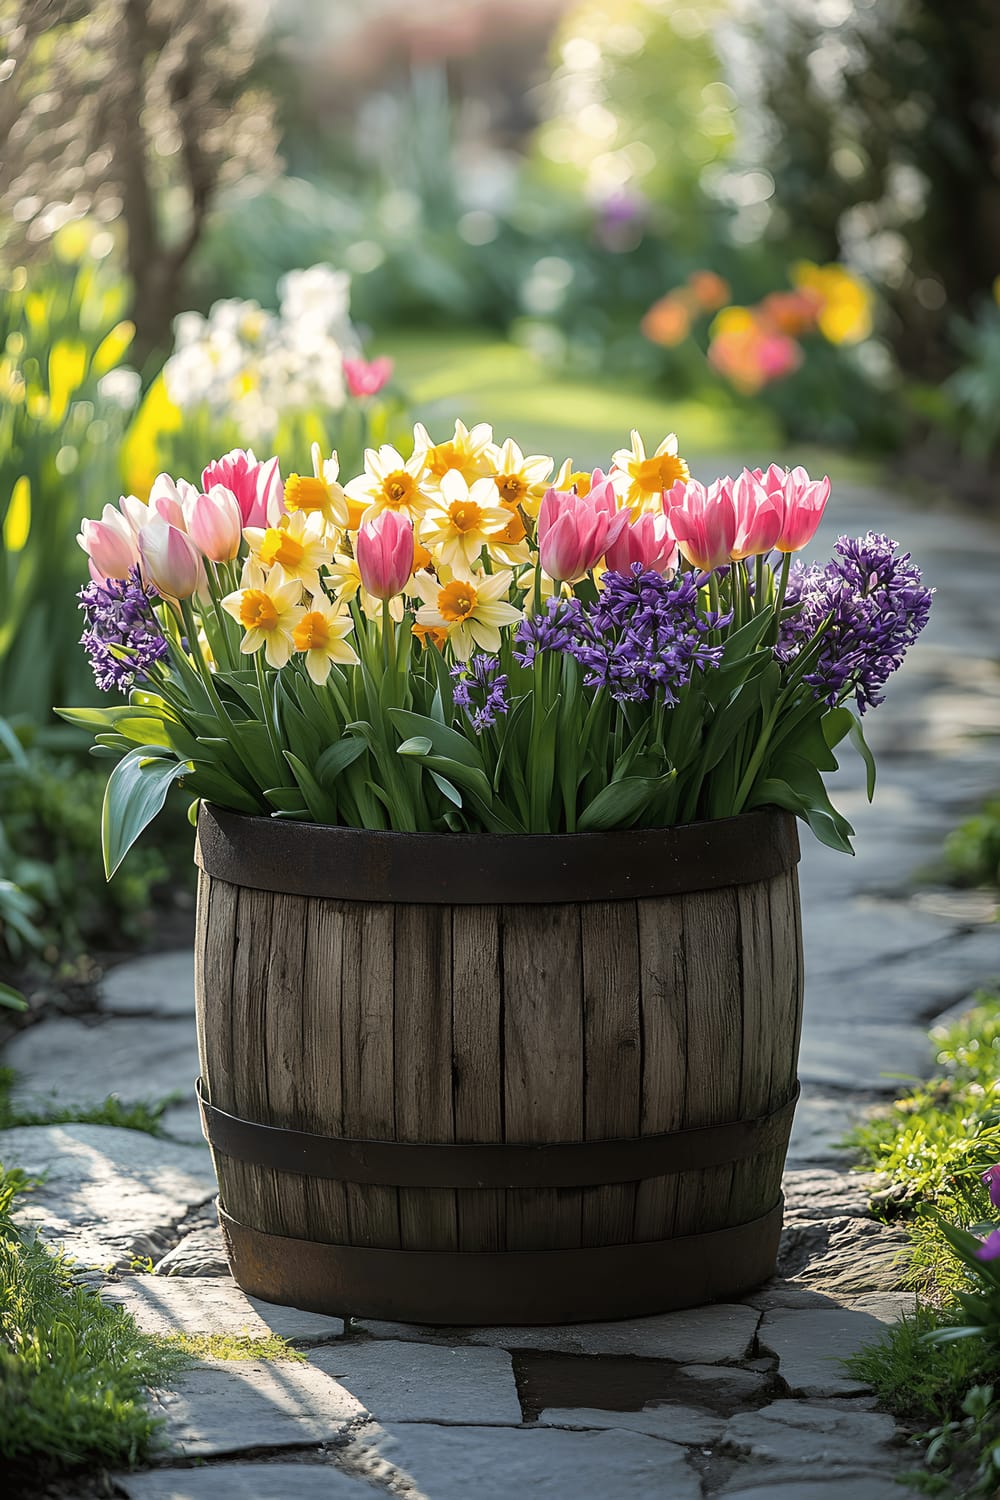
[776,533,933,714]
[516,566,728,704]
[79,566,169,693]
[450,653,510,733]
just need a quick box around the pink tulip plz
[730,469,783,561]
[185,485,243,563]
[773,466,830,553]
[356,510,415,600]
[138,517,206,600]
[201,449,284,529]
[77,505,140,579]
[603,510,678,576]
[537,472,629,583]
[148,473,196,530]
[343,355,393,399]
[666,478,738,571]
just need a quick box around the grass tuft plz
[165,1331,307,1362]
[0,1065,174,1137]
[0,1159,188,1484]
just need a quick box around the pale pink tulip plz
[603,510,678,576]
[184,485,243,563]
[148,473,196,530]
[77,505,140,579]
[343,355,393,398]
[138,517,206,600]
[666,478,737,571]
[730,469,782,561]
[355,510,415,600]
[773,466,830,553]
[538,472,629,583]
[201,449,284,529]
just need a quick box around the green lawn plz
[380,329,879,484]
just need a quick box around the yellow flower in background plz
[344,444,433,523]
[222,565,305,669]
[487,437,554,518]
[709,305,758,339]
[411,569,521,660]
[611,430,690,512]
[792,261,873,345]
[292,596,359,684]
[412,419,494,488]
[420,471,512,580]
[244,510,332,595]
[122,374,183,500]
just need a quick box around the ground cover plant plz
[0,1164,185,1486]
[63,418,931,872]
[847,992,1000,1496]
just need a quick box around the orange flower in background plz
[641,293,691,348]
[759,289,821,338]
[687,270,730,312]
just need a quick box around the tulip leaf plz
[389,709,485,770]
[102,746,192,879]
[315,737,367,788]
[578,776,667,832]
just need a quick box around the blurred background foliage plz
[0,0,998,980]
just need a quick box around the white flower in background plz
[97,368,141,411]
[162,264,358,446]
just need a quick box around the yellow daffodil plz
[222,565,305,669]
[611,430,690,512]
[292,596,359,684]
[244,510,332,595]
[411,569,521,660]
[419,471,512,580]
[344,444,433,523]
[489,506,533,568]
[284,447,350,531]
[486,437,554,517]
[412,419,494,488]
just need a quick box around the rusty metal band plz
[195,803,800,905]
[218,1198,785,1324]
[198,1078,798,1188]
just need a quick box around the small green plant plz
[164,1331,306,1362]
[917,1384,1000,1499]
[0,1068,173,1137]
[944,799,1000,891]
[0,1161,187,1483]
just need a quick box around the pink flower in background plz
[604,510,678,576]
[77,505,140,580]
[665,478,737,571]
[982,1164,1000,1209]
[201,449,283,530]
[185,486,243,563]
[537,472,629,582]
[355,510,414,600]
[138,517,206,600]
[343,356,393,399]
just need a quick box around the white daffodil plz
[610,430,690,513]
[411,568,521,660]
[344,444,434,524]
[292,595,359,684]
[486,437,554,517]
[419,470,512,580]
[412,419,494,489]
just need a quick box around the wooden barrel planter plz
[193,804,803,1325]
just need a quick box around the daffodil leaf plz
[102,746,192,879]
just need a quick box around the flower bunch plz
[65,420,931,871]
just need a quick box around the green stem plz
[253,649,283,773]
[179,598,232,727]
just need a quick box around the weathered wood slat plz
[300,898,350,1246]
[634,896,687,1242]
[581,901,642,1246]
[340,903,400,1248]
[503,904,584,1250]
[394,905,457,1251]
[260,891,310,1239]
[451,906,505,1251]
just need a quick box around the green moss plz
[165,1331,307,1362]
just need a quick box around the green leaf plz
[429,770,463,808]
[398,736,434,757]
[388,709,485,770]
[821,706,854,749]
[314,737,367,787]
[284,752,337,824]
[750,761,855,855]
[849,713,878,802]
[0,980,28,1012]
[102,747,192,879]
[578,776,668,832]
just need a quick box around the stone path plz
[3,476,1000,1497]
